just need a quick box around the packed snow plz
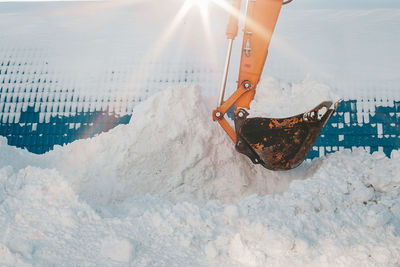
[250,76,340,118]
[0,84,400,266]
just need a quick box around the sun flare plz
[185,0,211,12]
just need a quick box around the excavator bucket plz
[234,100,341,170]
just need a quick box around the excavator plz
[212,0,341,170]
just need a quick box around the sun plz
[185,0,211,12]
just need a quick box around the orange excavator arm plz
[213,0,341,170]
[213,0,283,142]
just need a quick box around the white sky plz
[0,0,99,2]
[0,0,399,8]
[293,0,400,8]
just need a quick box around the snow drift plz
[250,77,340,118]
[0,82,399,266]
[42,82,319,206]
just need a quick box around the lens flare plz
[185,0,211,12]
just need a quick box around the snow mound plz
[0,150,399,265]
[39,84,307,206]
[250,77,340,118]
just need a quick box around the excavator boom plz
[213,0,283,136]
[213,0,341,170]
[236,0,282,109]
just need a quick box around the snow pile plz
[0,84,399,265]
[250,76,340,118]
[0,150,399,265]
[38,84,306,206]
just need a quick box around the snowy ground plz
[0,85,399,266]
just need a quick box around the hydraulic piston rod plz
[218,39,234,106]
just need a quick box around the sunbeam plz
[79,0,247,148]
[119,0,228,97]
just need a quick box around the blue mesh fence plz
[0,99,399,157]
[0,56,399,157]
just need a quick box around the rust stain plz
[234,101,341,170]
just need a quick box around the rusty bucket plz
[234,100,341,170]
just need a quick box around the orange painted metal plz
[235,0,283,110]
[213,0,283,142]
[226,0,242,40]
[217,117,237,143]
[212,86,249,143]
[213,87,248,118]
